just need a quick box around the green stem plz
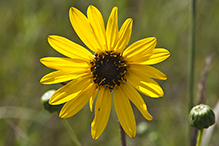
[61,119,82,146]
[189,0,196,115]
[189,0,196,145]
[196,129,203,146]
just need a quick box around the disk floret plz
[90,51,127,90]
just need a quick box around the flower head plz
[40,5,170,139]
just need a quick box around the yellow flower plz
[40,5,170,139]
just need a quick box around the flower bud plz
[137,121,149,135]
[41,90,64,113]
[189,104,215,130]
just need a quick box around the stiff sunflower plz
[40,5,170,139]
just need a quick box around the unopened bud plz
[137,122,149,135]
[41,90,64,113]
[189,104,215,130]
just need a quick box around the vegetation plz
[0,0,218,145]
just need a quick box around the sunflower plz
[40,5,170,139]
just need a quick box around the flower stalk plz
[61,119,82,146]
[196,129,203,146]
[189,0,196,115]
[119,121,126,146]
[189,0,196,145]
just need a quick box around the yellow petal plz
[89,88,99,112]
[113,84,136,138]
[40,57,89,73]
[122,83,153,121]
[127,72,164,97]
[69,7,101,52]
[123,37,156,61]
[48,35,93,61]
[91,87,111,139]
[141,48,170,65]
[49,74,92,105]
[40,71,79,84]
[106,7,118,51]
[87,5,107,51]
[59,83,97,118]
[128,64,167,80]
[115,18,133,53]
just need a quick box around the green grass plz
[0,0,219,146]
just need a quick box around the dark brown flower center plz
[90,51,127,90]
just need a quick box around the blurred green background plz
[0,0,219,146]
